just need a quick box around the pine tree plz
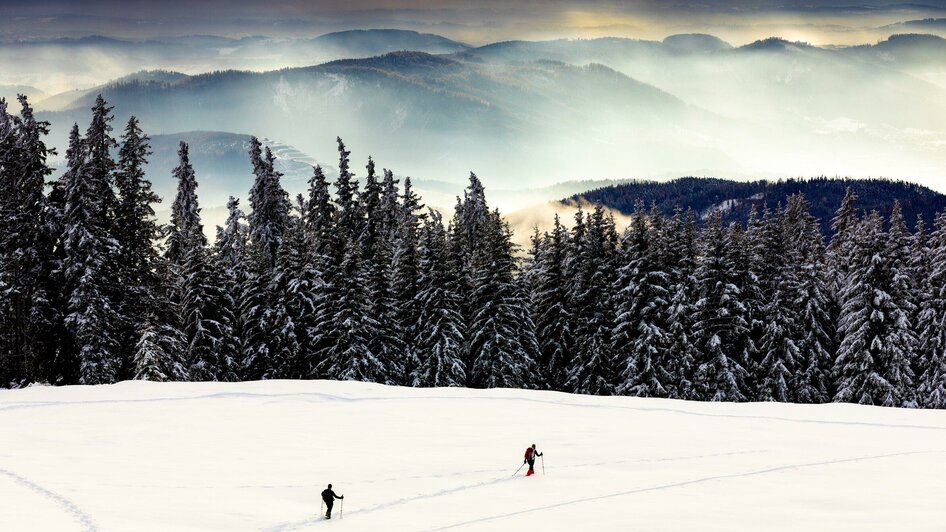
[166,142,206,263]
[884,201,918,406]
[660,208,700,399]
[0,95,56,385]
[825,187,860,370]
[270,198,320,378]
[565,206,619,395]
[753,206,800,402]
[333,137,360,241]
[834,209,917,407]
[62,111,123,384]
[391,175,425,384]
[469,210,536,389]
[303,165,335,259]
[213,197,250,382]
[300,167,336,378]
[614,201,671,397]
[133,318,187,382]
[692,212,749,402]
[528,215,572,390]
[359,158,402,384]
[917,212,946,407]
[114,115,160,377]
[319,235,385,382]
[414,210,466,387]
[784,195,833,403]
[166,142,232,381]
[247,138,290,268]
[447,173,491,378]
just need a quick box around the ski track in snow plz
[0,467,99,532]
[260,476,516,532]
[257,449,768,531]
[3,390,946,433]
[423,450,946,531]
[68,449,767,490]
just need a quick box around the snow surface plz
[2,380,946,531]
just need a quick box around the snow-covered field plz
[2,381,946,531]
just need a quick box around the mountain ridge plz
[569,176,946,235]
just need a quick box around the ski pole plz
[541,454,545,475]
[340,498,344,519]
[512,462,526,477]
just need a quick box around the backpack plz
[524,447,534,460]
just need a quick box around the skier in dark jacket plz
[524,444,543,476]
[321,484,344,519]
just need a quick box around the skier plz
[321,483,344,519]
[523,444,543,476]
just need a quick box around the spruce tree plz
[319,235,385,382]
[0,96,56,385]
[300,167,336,377]
[917,212,946,407]
[114,116,160,374]
[166,142,206,263]
[359,158,403,384]
[661,208,700,399]
[565,206,619,395]
[391,175,425,384]
[692,212,749,402]
[414,211,466,387]
[784,195,833,403]
[447,173,491,377]
[247,138,290,268]
[270,199,320,378]
[133,318,187,382]
[754,207,800,402]
[61,114,123,385]
[834,209,917,407]
[469,210,536,389]
[614,201,671,397]
[528,215,572,390]
[166,142,232,381]
[213,197,250,382]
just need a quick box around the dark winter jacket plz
[322,489,342,503]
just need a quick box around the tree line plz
[1,95,944,409]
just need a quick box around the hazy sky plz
[2,0,945,45]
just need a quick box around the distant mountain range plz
[569,177,946,235]
[0,85,47,105]
[0,29,471,95]
[36,49,708,192]
[8,28,944,198]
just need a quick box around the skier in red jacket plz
[524,444,543,476]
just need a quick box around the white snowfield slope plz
[2,381,946,531]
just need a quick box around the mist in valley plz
[2,1,946,243]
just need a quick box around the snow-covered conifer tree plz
[917,212,946,407]
[528,215,572,390]
[62,106,123,384]
[783,194,833,403]
[614,201,671,397]
[414,210,465,387]
[0,96,56,385]
[834,209,916,407]
[565,206,619,395]
[691,212,749,402]
[469,210,536,388]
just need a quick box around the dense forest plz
[571,177,946,236]
[2,95,945,409]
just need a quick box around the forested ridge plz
[570,177,946,236]
[2,95,945,408]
